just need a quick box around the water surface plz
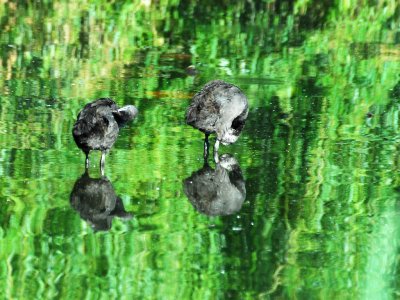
[0,1,400,299]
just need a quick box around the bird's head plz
[113,105,138,126]
[219,128,240,145]
[218,106,248,145]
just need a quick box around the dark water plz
[1,1,400,299]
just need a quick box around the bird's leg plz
[204,133,210,161]
[85,152,90,170]
[100,151,106,176]
[213,139,220,164]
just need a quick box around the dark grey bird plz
[183,154,246,216]
[70,171,132,231]
[186,80,249,161]
[72,98,138,174]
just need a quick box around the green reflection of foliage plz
[0,0,400,299]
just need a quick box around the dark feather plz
[186,80,249,143]
[72,98,137,154]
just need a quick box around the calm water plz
[1,1,400,299]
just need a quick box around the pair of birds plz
[72,80,249,172]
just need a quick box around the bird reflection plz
[183,154,246,216]
[70,171,132,231]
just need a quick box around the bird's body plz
[73,98,138,173]
[186,80,248,160]
[73,99,119,153]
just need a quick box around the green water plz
[1,1,400,299]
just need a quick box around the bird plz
[186,80,248,162]
[72,98,138,174]
[183,154,246,216]
[70,171,132,231]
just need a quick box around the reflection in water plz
[70,172,132,231]
[183,154,246,216]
